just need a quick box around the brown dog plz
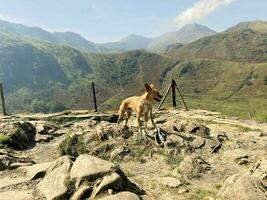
[117,83,162,133]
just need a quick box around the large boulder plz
[164,134,187,156]
[0,153,34,171]
[179,155,211,177]
[37,156,73,200]
[0,122,36,149]
[70,154,117,186]
[249,158,267,182]
[217,174,266,200]
[0,190,34,200]
[90,173,123,199]
[218,158,267,200]
[70,155,143,199]
[98,192,140,200]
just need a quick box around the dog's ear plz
[145,83,152,92]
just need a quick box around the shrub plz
[31,99,48,113]
[59,134,86,157]
[0,135,9,144]
[49,101,66,112]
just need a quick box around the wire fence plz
[0,78,267,119]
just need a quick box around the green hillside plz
[0,20,266,122]
[163,21,267,122]
[161,59,267,122]
[167,21,267,62]
[0,30,178,113]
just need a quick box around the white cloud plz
[174,0,236,27]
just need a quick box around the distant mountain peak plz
[119,34,151,43]
[148,23,216,50]
[179,23,216,34]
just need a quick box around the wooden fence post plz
[91,82,97,112]
[158,82,172,110]
[173,80,189,111]
[0,83,7,115]
[171,79,176,108]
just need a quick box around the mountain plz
[0,29,178,113]
[0,20,266,121]
[163,21,267,121]
[100,34,152,51]
[148,23,216,51]
[100,24,216,51]
[166,21,267,62]
[0,20,107,52]
[0,20,216,52]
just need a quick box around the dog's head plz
[145,83,163,102]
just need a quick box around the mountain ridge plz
[0,19,216,52]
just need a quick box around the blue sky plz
[0,0,267,43]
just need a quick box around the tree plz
[31,99,48,113]
[49,101,66,112]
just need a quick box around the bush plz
[59,134,86,157]
[0,135,10,144]
[49,101,66,112]
[31,99,48,113]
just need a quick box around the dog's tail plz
[117,101,127,124]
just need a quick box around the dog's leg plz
[117,103,126,125]
[149,108,157,129]
[137,113,142,133]
[144,112,149,132]
[125,109,131,127]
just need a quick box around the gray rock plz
[37,156,73,200]
[110,146,129,160]
[195,125,210,138]
[0,153,34,171]
[36,123,59,135]
[179,155,211,176]
[98,192,140,200]
[35,134,53,143]
[0,190,34,200]
[204,138,221,153]
[90,173,123,199]
[22,161,53,180]
[70,185,91,200]
[70,154,117,186]
[249,158,267,181]
[192,137,205,149]
[6,122,36,149]
[160,177,182,188]
[217,174,267,200]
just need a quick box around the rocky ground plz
[0,109,266,200]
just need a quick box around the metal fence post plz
[0,83,7,115]
[92,82,97,112]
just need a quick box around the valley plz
[0,20,266,122]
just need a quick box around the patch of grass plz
[188,189,216,200]
[59,134,87,157]
[166,156,183,167]
[234,125,260,132]
[0,135,10,144]
[256,113,267,123]
[64,176,76,195]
